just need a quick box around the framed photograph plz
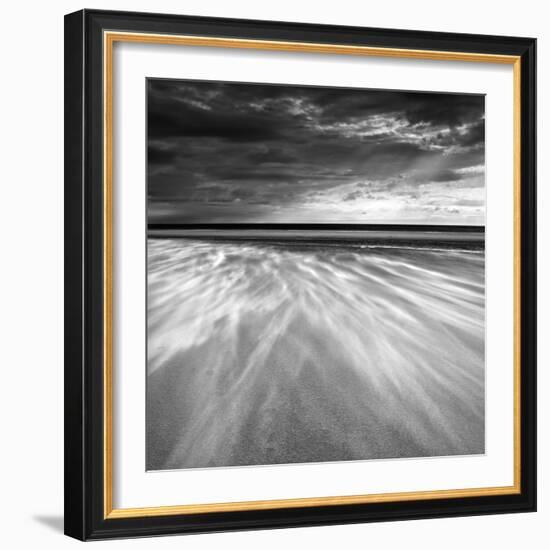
[64,9,536,540]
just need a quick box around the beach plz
[146,234,485,470]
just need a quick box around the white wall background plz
[0,0,546,547]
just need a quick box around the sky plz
[147,79,485,225]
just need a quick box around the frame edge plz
[64,9,87,542]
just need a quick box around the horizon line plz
[148,223,485,232]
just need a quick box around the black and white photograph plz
[146,78,486,471]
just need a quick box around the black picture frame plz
[64,8,536,541]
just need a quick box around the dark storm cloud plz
[148,80,287,142]
[148,145,178,165]
[149,109,282,141]
[147,79,485,224]
[309,88,483,128]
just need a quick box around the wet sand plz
[147,237,485,470]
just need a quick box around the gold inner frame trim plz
[103,30,522,520]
